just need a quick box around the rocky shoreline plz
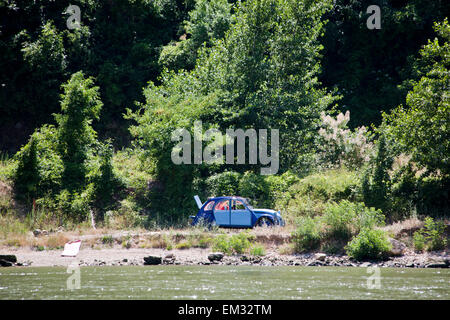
[1,247,449,269]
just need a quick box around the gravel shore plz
[1,246,448,268]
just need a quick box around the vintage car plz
[190,196,285,228]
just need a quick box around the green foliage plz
[128,0,336,220]
[202,170,299,209]
[282,169,359,220]
[212,234,232,254]
[175,240,192,250]
[3,0,449,232]
[291,200,385,253]
[322,200,384,241]
[206,171,241,197]
[0,213,31,238]
[362,135,394,214]
[382,19,450,176]
[55,71,103,190]
[13,72,119,223]
[160,0,232,71]
[363,20,450,218]
[292,216,321,252]
[19,21,68,124]
[101,235,114,246]
[413,217,447,251]
[14,125,63,201]
[1,0,195,151]
[238,171,267,203]
[249,244,266,257]
[345,228,392,261]
[211,232,254,255]
[229,232,253,254]
[413,231,426,252]
[320,0,450,127]
[14,137,40,199]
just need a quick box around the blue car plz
[190,196,285,228]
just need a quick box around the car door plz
[213,199,230,226]
[230,199,252,227]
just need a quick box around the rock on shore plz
[143,255,162,265]
[208,252,224,262]
[2,247,449,268]
[0,254,18,267]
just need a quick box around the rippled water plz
[0,266,449,300]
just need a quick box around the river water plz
[0,265,448,300]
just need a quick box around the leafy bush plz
[413,231,426,252]
[345,228,392,261]
[229,232,253,254]
[101,235,114,246]
[291,200,385,253]
[175,240,192,250]
[292,216,321,252]
[322,200,358,241]
[211,232,254,255]
[282,169,360,221]
[14,125,63,201]
[250,245,266,256]
[159,0,232,72]
[206,171,242,197]
[413,217,447,251]
[14,137,39,198]
[323,201,385,241]
[212,234,232,254]
[238,172,269,206]
[105,199,145,229]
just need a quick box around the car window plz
[243,198,253,209]
[214,200,229,211]
[232,200,246,210]
[203,201,214,211]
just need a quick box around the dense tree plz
[159,0,232,71]
[55,71,103,190]
[0,0,195,152]
[14,71,119,221]
[320,0,450,127]
[383,19,449,176]
[127,0,336,219]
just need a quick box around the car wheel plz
[257,217,273,227]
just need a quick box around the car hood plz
[252,208,278,215]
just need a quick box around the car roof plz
[206,196,246,201]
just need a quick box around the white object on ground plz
[61,240,82,257]
[194,195,203,209]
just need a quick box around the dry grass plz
[3,234,30,247]
[277,243,295,255]
[144,234,171,249]
[250,226,292,245]
[382,217,423,238]
[40,233,70,249]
